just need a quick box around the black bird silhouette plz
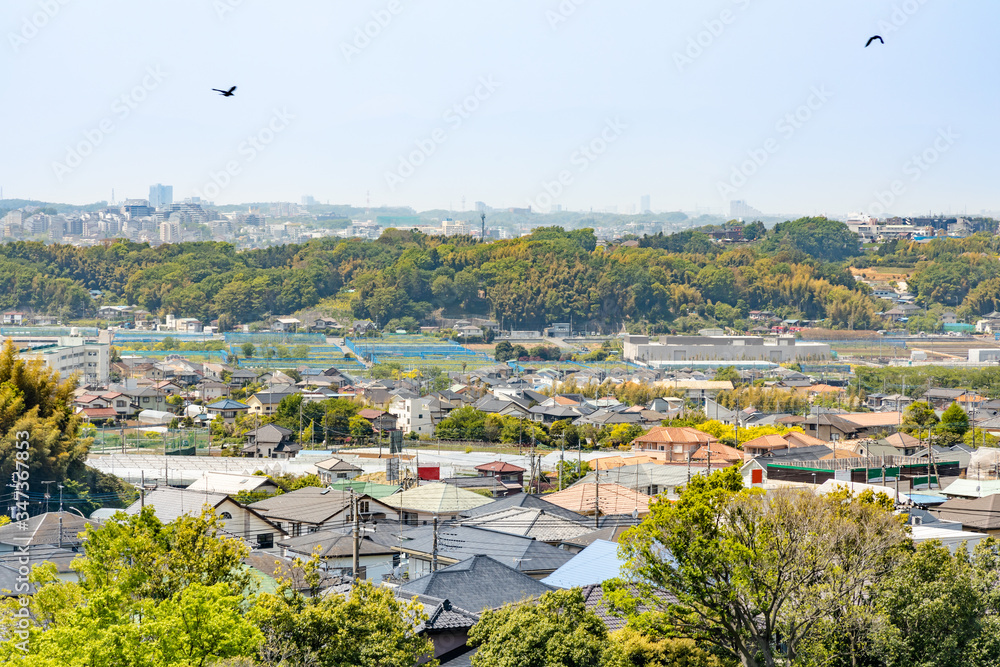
[865,35,884,47]
[212,86,237,97]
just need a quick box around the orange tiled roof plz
[633,426,716,446]
[742,434,790,451]
[839,412,903,427]
[545,483,653,516]
[690,442,744,463]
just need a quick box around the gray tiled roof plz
[397,524,575,574]
[124,487,226,523]
[278,529,396,558]
[248,487,352,525]
[462,507,592,542]
[398,555,553,613]
[461,493,586,522]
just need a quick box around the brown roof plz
[742,434,791,451]
[475,461,526,474]
[839,412,903,428]
[883,431,920,448]
[632,427,716,446]
[783,431,830,448]
[545,483,653,517]
[359,409,388,419]
[82,407,119,419]
[552,396,580,406]
[933,495,1000,531]
[690,442,744,463]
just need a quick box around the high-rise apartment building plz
[149,184,173,209]
[640,195,651,213]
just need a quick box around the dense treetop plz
[0,218,897,331]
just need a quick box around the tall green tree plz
[937,403,970,445]
[469,589,609,667]
[251,571,434,667]
[613,468,908,667]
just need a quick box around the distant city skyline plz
[3,1,999,217]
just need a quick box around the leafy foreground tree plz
[612,468,909,667]
[251,562,434,667]
[469,589,609,667]
[0,508,434,667]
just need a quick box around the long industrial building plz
[623,334,832,367]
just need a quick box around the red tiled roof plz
[633,427,716,446]
[82,407,118,420]
[474,461,526,474]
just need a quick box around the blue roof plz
[904,493,949,506]
[207,399,249,410]
[541,540,626,589]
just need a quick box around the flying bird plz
[865,35,884,47]
[212,86,237,97]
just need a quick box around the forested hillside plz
[0,217,960,331]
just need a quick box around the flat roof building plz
[624,334,831,366]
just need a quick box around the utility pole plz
[140,471,145,508]
[41,481,54,514]
[352,492,360,583]
[559,431,565,492]
[58,484,64,512]
[431,516,439,572]
[594,481,600,529]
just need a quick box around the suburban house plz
[127,387,169,413]
[800,412,903,441]
[358,408,398,432]
[393,524,575,580]
[206,398,250,424]
[186,472,281,496]
[932,495,1000,536]
[315,457,364,484]
[381,482,494,526]
[631,426,718,461]
[248,487,398,538]
[198,380,231,401]
[277,529,399,581]
[461,507,593,545]
[241,424,300,459]
[388,395,446,436]
[229,369,259,387]
[544,482,653,518]
[247,387,298,417]
[398,554,552,614]
[474,461,526,488]
[272,317,301,333]
[124,487,284,549]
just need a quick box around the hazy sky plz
[2,0,997,217]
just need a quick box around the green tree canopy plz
[469,588,609,667]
